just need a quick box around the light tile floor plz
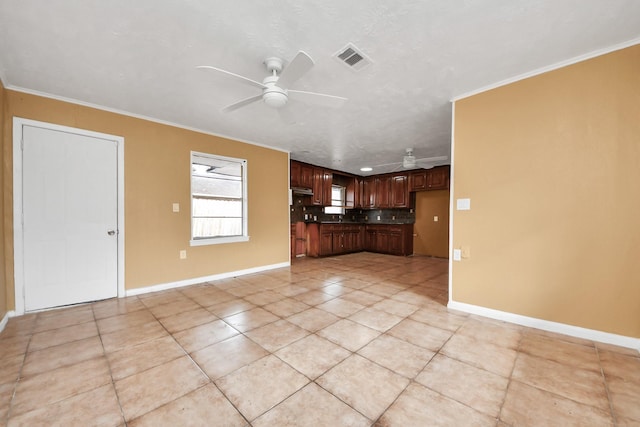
[1,253,639,426]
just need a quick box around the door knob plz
[107,230,116,236]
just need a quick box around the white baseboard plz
[0,310,16,334]
[125,261,291,297]
[448,300,640,352]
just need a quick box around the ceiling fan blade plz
[277,51,314,88]
[374,155,449,168]
[197,65,266,89]
[288,90,347,108]
[373,161,403,167]
[222,94,263,113]
[416,156,449,162]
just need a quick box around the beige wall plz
[0,80,6,319]
[414,190,449,258]
[3,90,290,311]
[452,44,640,338]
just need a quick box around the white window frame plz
[324,184,346,215]
[190,151,249,246]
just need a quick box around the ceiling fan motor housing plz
[262,75,288,108]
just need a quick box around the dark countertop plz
[302,221,413,225]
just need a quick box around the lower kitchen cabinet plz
[306,223,413,257]
[306,223,364,257]
[365,224,413,256]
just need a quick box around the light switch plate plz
[456,198,471,210]
[172,203,180,213]
[453,249,462,261]
[434,215,438,222]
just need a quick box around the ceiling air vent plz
[334,43,372,71]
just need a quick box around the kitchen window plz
[190,151,248,245]
[324,185,346,215]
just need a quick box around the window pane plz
[191,152,247,241]
[193,218,242,238]
[192,175,241,198]
[193,198,242,217]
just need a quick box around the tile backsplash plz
[290,196,415,224]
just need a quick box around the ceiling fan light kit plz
[198,51,347,112]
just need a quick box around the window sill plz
[190,236,250,246]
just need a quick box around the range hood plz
[291,187,314,196]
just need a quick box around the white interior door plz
[21,125,118,311]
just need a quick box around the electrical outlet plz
[434,215,439,222]
[377,215,381,221]
[179,250,187,259]
[172,203,180,212]
[453,249,462,261]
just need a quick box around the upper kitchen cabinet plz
[291,161,301,187]
[362,177,376,208]
[310,167,332,206]
[391,174,409,208]
[427,166,449,190]
[346,176,362,208]
[290,160,314,188]
[409,166,450,191]
[375,175,391,208]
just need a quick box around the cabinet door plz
[365,229,377,251]
[391,174,409,207]
[311,167,324,205]
[290,161,301,187]
[410,170,428,191]
[322,170,333,205]
[320,232,333,255]
[346,177,361,208]
[300,164,314,188]
[375,176,391,208]
[376,230,390,253]
[332,233,343,254]
[427,167,449,190]
[355,227,364,251]
[362,177,376,208]
[388,232,403,255]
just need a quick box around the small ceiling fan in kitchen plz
[197,51,348,113]
[373,148,448,171]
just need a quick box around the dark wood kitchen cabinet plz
[375,175,391,208]
[290,161,301,187]
[391,174,409,208]
[364,224,413,256]
[300,164,313,188]
[427,166,449,190]
[290,160,314,188]
[306,223,364,257]
[409,166,450,191]
[310,167,332,206]
[362,177,376,208]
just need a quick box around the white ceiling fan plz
[374,148,448,171]
[197,51,348,113]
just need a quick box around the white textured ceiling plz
[1,1,639,175]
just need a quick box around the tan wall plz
[0,80,6,319]
[3,90,290,310]
[414,190,449,258]
[452,44,640,338]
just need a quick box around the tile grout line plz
[3,314,37,425]
[158,287,255,426]
[595,345,619,426]
[495,325,526,425]
[91,302,129,426]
